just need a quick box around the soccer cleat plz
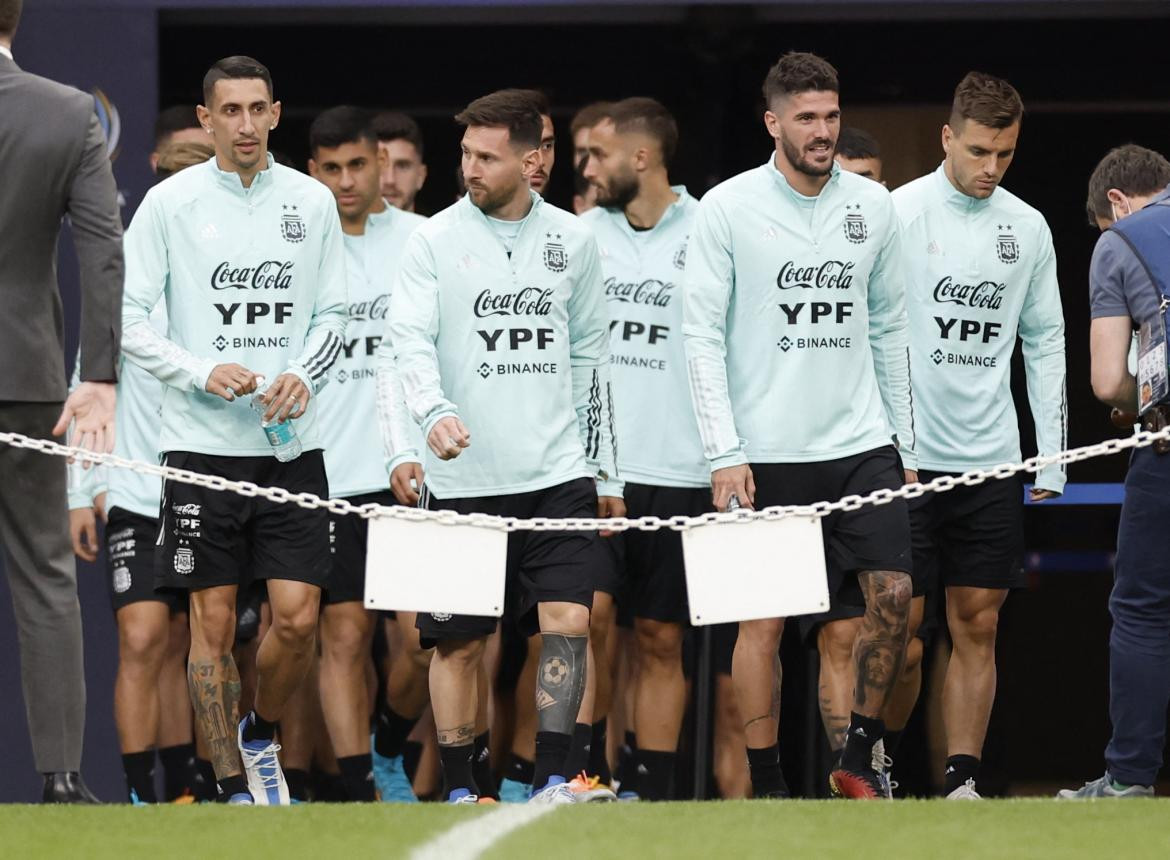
[169,789,197,805]
[1057,773,1154,799]
[567,771,617,803]
[870,740,896,800]
[238,717,290,806]
[447,788,480,804]
[946,778,981,800]
[476,797,499,805]
[128,789,148,807]
[617,790,641,802]
[829,764,887,800]
[498,777,532,804]
[371,738,418,803]
[528,776,576,805]
[227,792,255,805]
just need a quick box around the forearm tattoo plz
[535,632,588,736]
[188,655,242,780]
[854,570,911,712]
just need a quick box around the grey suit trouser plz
[0,402,85,772]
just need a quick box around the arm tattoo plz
[853,570,911,713]
[187,655,242,780]
[436,723,476,747]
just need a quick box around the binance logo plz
[477,362,492,379]
[778,336,793,353]
[931,349,945,365]
[212,335,228,352]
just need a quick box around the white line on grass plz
[410,805,557,860]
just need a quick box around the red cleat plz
[829,767,886,799]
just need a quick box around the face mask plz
[1111,197,1131,224]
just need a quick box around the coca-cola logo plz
[604,278,674,307]
[474,287,554,318]
[776,260,855,291]
[932,277,1005,310]
[211,260,294,290]
[349,293,389,322]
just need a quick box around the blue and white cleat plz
[498,777,532,804]
[227,792,255,805]
[528,776,576,805]
[1057,773,1154,799]
[372,737,418,803]
[238,717,290,806]
[447,788,480,804]
[128,789,149,806]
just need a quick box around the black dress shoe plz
[42,772,101,804]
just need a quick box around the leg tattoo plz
[743,652,782,733]
[536,633,588,736]
[436,724,476,748]
[818,683,850,751]
[854,571,911,713]
[188,655,242,779]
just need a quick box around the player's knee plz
[542,601,590,635]
[322,617,367,662]
[817,620,858,668]
[635,620,683,667]
[271,603,320,649]
[738,617,783,651]
[953,604,1000,647]
[119,620,167,666]
[436,637,485,668]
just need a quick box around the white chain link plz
[2,427,1161,533]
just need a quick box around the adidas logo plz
[636,764,649,776]
[853,727,867,738]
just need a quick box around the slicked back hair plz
[202,55,273,106]
[950,71,1023,131]
[601,97,679,167]
[454,89,544,151]
[762,51,839,110]
[1086,144,1170,224]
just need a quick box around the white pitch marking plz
[410,804,557,860]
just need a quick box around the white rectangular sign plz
[364,514,509,617]
[682,514,829,626]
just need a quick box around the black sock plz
[285,767,309,802]
[588,720,612,784]
[312,768,346,802]
[374,706,419,760]
[439,743,477,796]
[884,729,904,759]
[337,754,376,802]
[614,731,637,792]
[564,722,591,777]
[533,730,572,791]
[122,750,157,803]
[216,773,248,801]
[634,749,676,801]
[157,743,197,801]
[746,745,788,798]
[241,709,278,744]
[840,712,884,772]
[473,732,498,800]
[401,740,424,784]
[944,755,980,795]
[505,754,535,785]
[194,758,218,801]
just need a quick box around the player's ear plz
[307,158,318,178]
[520,147,541,178]
[941,123,954,156]
[270,100,282,130]
[195,104,212,133]
[763,110,782,141]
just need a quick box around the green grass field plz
[4,800,1169,859]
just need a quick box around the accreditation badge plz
[1137,305,1169,415]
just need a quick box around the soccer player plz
[580,97,706,800]
[150,105,207,174]
[834,126,884,184]
[373,111,428,213]
[512,89,556,197]
[307,105,426,802]
[683,52,917,800]
[892,72,1066,799]
[571,102,611,214]
[121,56,348,805]
[383,88,621,804]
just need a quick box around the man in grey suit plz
[0,0,124,802]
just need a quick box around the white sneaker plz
[528,779,576,805]
[870,739,896,800]
[946,778,982,800]
[238,717,290,806]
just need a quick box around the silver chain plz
[2,427,1159,533]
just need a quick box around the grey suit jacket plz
[0,53,123,401]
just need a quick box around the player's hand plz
[1030,488,1060,502]
[597,495,626,538]
[712,464,755,512]
[53,381,116,464]
[69,506,100,562]
[904,469,919,484]
[391,462,425,506]
[206,364,258,403]
[428,416,470,461]
[260,372,310,422]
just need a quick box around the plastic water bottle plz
[251,377,302,462]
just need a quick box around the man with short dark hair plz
[373,111,428,213]
[508,89,556,197]
[1059,144,1170,800]
[684,51,917,800]
[891,72,1066,799]
[307,105,426,802]
[151,105,206,174]
[571,102,611,214]
[835,126,883,183]
[382,88,620,804]
[121,55,348,805]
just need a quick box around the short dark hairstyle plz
[836,126,881,161]
[153,105,201,150]
[202,55,273,106]
[602,97,679,167]
[454,89,544,151]
[1086,144,1170,224]
[309,105,376,156]
[373,111,425,159]
[950,71,1023,130]
[0,0,22,38]
[571,101,613,138]
[762,51,839,108]
[510,88,551,119]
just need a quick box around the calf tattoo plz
[188,655,243,779]
[536,632,588,736]
[436,724,476,747]
[854,570,911,712]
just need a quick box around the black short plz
[325,490,395,606]
[620,483,711,624]
[155,450,331,593]
[910,470,1025,591]
[105,507,185,614]
[416,478,601,646]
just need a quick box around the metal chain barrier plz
[2,427,1162,533]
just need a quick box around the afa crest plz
[174,547,195,575]
[996,225,1019,264]
[543,232,567,273]
[673,241,688,270]
[843,204,867,245]
[281,204,306,244]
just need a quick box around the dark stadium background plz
[1,0,1168,801]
